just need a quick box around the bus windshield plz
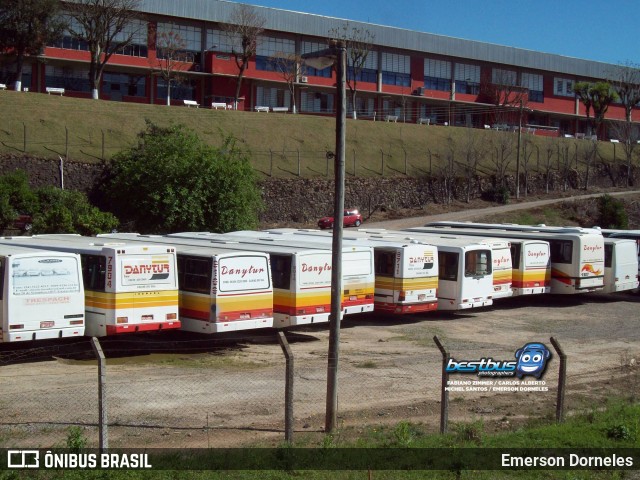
[12,255,81,296]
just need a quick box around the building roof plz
[136,0,615,79]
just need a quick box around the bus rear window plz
[550,240,573,264]
[465,250,492,277]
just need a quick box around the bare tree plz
[490,131,515,188]
[269,51,303,113]
[0,0,66,91]
[152,30,191,106]
[578,139,599,190]
[223,4,265,109]
[521,136,536,198]
[481,68,528,125]
[456,129,483,203]
[542,137,556,194]
[66,0,143,100]
[557,140,572,192]
[607,62,640,185]
[329,23,375,120]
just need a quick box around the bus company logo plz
[494,255,511,267]
[446,342,552,379]
[583,244,603,252]
[124,263,171,280]
[528,250,547,259]
[409,255,434,264]
[221,265,265,278]
[37,259,63,264]
[581,263,602,276]
[301,262,331,275]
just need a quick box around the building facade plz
[1,0,637,138]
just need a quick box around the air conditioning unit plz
[414,86,425,96]
[193,64,202,72]
[300,76,308,83]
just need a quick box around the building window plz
[157,22,201,64]
[521,72,544,103]
[347,49,377,84]
[301,41,332,78]
[45,65,91,92]
[492,68,517,86]
[301,90,334,113]
[454,62,480,94]
[382,52,410,87]
[114,19,148,57]
[207,28,242,54]
[256,35,295,72]
[157,78,196,101]
[256,85,290,109]
[424,59,451,92]
[0,62,32,88]
[554,77,574,97]
[101,72,146,99]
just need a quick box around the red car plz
[318,209,363,229]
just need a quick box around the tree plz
[152,30,191,106]
[269,51,303,114]
[608,62,640,185]
[597,194,628,229]
[481,68,528,125]
[32,186,119,234]
[0,169,38,230]
[573,81,618,138]
[105,122,263,233]
[66,0,142,100]
[223,4,265,109]
[0,0,66,91]
[329,23,375,120]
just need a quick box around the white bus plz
[402,226,551,296]
[167,232,376,317]
[0,235,180,336]
[424,222,604,294]
[0,244,85,342]
[99,233,275,332]
[251,228,440,314]
[105,233,327,328]
[598,229,640,277]
[403,228,512,300]
[354,229,494,311]
[602,238,639,293]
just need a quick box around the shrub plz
[597,194,628,229]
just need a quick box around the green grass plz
[0,90,620,179]
[6,400,637,479]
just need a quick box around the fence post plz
[352,149,356,176]
[277,331,294,443]
[297,149,301,177]
[91,337,108,450]
[550,337,566,423]
[65,126,69,162]
[380,149,384,176]
[269,149,273,177]
[23,122,27,153]
[433,335,449,434]
[101,130,105,161]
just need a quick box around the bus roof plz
[0,243,81,258]
[407,226,602,242]
[102,233,327,257]
[0,234,177,255]
[331,228,490,250]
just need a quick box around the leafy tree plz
[0,170,38,230]
[31,187,119,235]
[573,81,618,138]
[105,122,263,233]
[66,0,143,100]
[223,4,265,109]
[597,194,628,229]
[0,0,66,91]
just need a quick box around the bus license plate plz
[418,294,426,301]
[349,296,357,301]
[40,321,54,328]
[141,315,154,321]
[240,313,251,319]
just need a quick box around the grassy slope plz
[0,90,618,178]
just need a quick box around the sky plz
[250,0,639,65]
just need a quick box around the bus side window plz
[511,244,521,270]
[439,252,458,281]
[182,256,211,294]
[375,251,394,277]
[604,244,613,268]
[81,255,106,291]
[271,255,291,290]
[550,240,572,264]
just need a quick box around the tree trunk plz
[14,51,24,92]
[351,89,357,120]
[234,63,247,109]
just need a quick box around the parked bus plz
[602,238,639,293]
[0,235,180,336]
[401,227,551,296]
[335,229,494,311]
[99,233,275,332]
[104,232,327,328]
[422,222,605,294]
[598,229,640,277]
[0,244,85,342]
[233,228,440,314]
[401,228,512,299]
[166,232,376,317]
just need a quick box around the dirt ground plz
[2,191,640,449]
